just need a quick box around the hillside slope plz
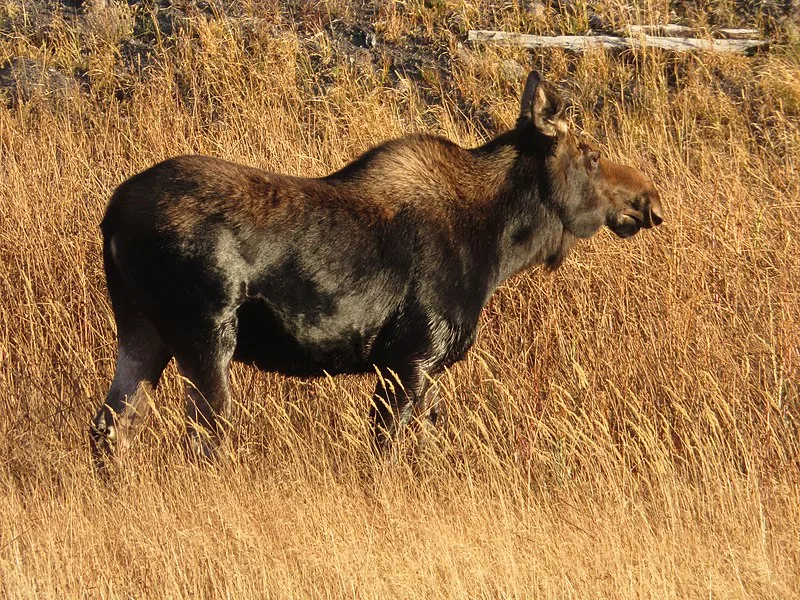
[1,1,799,597]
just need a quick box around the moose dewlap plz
[90,71,663,469]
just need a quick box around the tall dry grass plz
[0,1,799,597]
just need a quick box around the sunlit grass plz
[0,1,798,597]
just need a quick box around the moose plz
[90,71,663,467]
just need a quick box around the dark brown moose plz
[90,72,663,467]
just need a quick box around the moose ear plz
[518,71,541,124]
[519,71,567,137]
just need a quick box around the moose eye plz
[588,151,600,168]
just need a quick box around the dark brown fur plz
[90,72,663,468]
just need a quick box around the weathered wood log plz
[718,28,762,39]
[624,24,694,37]
[624,25,761,39]
[467,30,769,55]
[468,31,629,52]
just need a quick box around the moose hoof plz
[184,432,220,464]
[89,417,119,474]
[90,423,117,452]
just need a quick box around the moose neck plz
[465,129,576,291]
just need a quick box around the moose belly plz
[232,299,382,377]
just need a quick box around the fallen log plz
[717,28,762,39]
[624,24,694,37]
[467,29,769,55]
[624,25,761,39]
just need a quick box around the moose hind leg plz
[175,317,237,460]
[91,315,171,469]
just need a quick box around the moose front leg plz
[413,377,443,449]
[174,316,237,461]
[370,363,436,452]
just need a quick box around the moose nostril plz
[650,204,664,226]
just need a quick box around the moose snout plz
[605,179,664,239]
[602,161,664,235]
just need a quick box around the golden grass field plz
[1,0,799,597]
